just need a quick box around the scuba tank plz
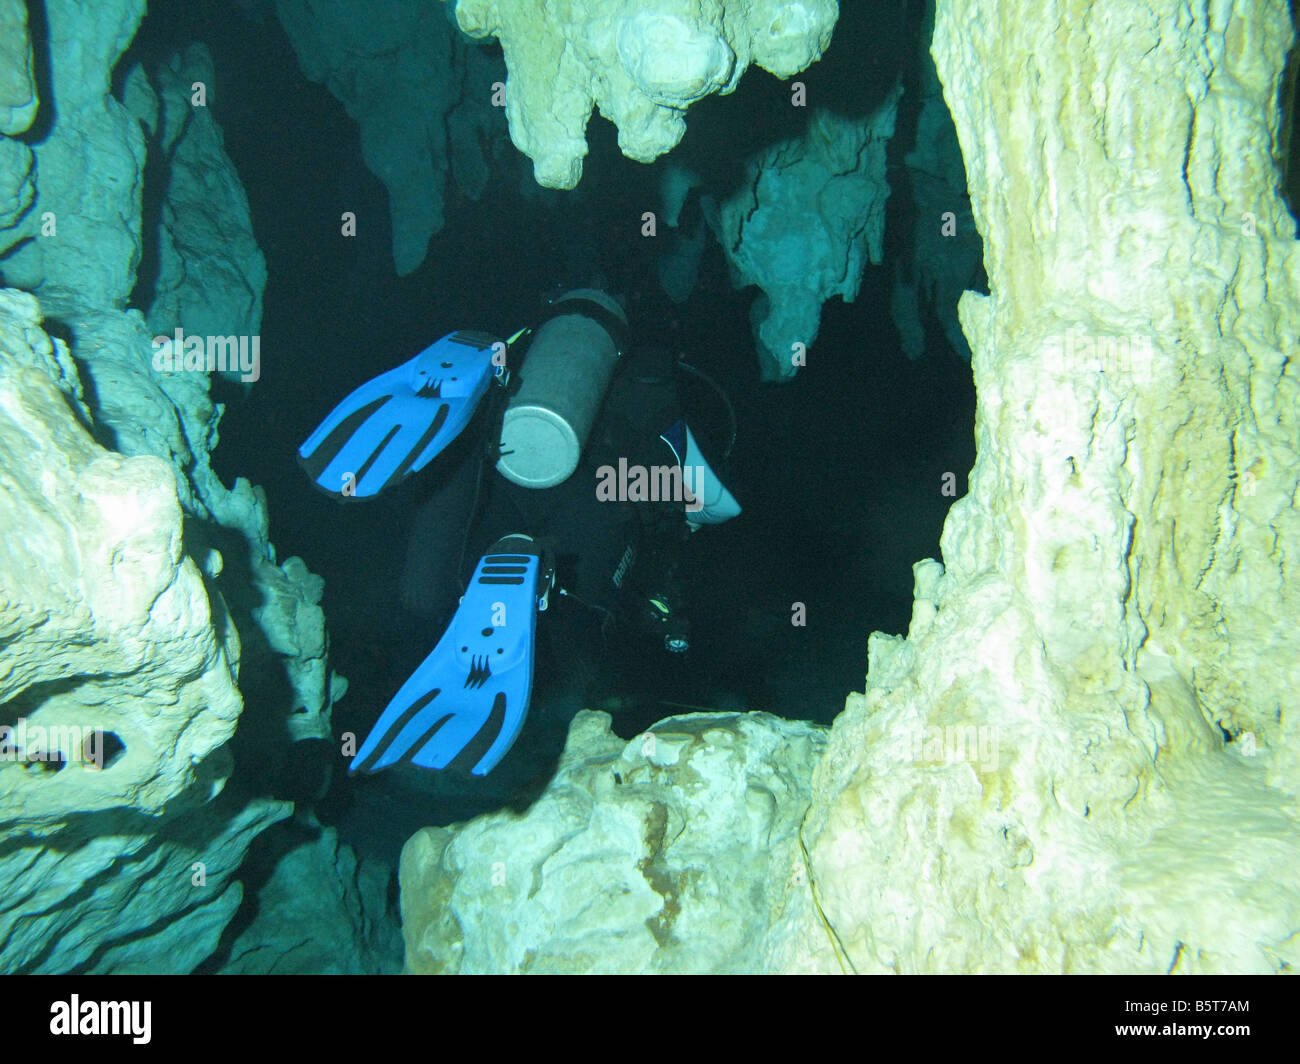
[496,288,627,489]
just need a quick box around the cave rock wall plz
[0,0,343,973]
[763,0,1300,974]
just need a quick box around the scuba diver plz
[298,289,741,778]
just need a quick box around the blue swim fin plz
[350,536,552,777]
[298,330,504,499]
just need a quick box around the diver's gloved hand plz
[350,535,553,777]
[298,330,508,499]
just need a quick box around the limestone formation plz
[398,0,1299,977]
[0,2,339,972]
[0,0,148,312]
[272,0,506,274]
[0,287,293,973]
[763,0,1300,974]
[706,92,902,380]
[889,1,982,360]
[400,710,825,974]
[3,0,1296,979]
[455,0,839,189]
[217,820,402,975]
[134,43,268,375]
[0,291,239,824]
[0,0,36,232]
[0,0,37,135]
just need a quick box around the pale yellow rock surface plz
[0,289,244,822]
[0,288,292,975]
[400,710,825,973]
[455,0,839,188]
[761,0,1300,973]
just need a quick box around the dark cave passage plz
[107,0,978,855]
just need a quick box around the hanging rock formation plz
[132,43,267,374]
[1,0,148,310]
[705,91,903,380]
[270,0,507,275]
[0,0,36,136]
[889,0,982,361]
[455,0,839,189]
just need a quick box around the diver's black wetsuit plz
[400,343,693,702]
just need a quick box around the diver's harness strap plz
[453,333,524,586]
[525,536,557,612]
